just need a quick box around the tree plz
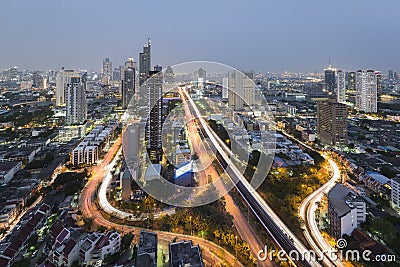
[369,218,397,245]
[97,226,107,233]
[347,143,355,149]
[83,217,94,231]
[121,233,134,250]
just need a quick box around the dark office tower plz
[376,71,382,92]
[347,71,356,92]
[317,99,348,147]
[164,66,175,84]
[324,64,336,94]
[139,38,151,86]
[145,70,163,163]
[122,67,136,109]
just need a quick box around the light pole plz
[189,216,192,235]
[235,235,238,258]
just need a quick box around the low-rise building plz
[136,231,157,267]
[169,240,204,267]
[79,231,121,264]
[0,162,22,184]
[174,162,194,187]
[363,171,391,198]
[328,183,366,239]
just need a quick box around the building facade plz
[336,70,346,103]
[65,76,87,125]
[227,70,255,110]
[317,99,348,147]
[324,64,336,94]
[56,68,77,106]
[145,69,163,162]
[102,58,112,85]
[391,178,400,212]
[122,66,135,109]
[139,38,151,86]
[355,70,378,113]
[328,183,366,239]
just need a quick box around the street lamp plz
[235,235,238,258]
[189,216,192,235]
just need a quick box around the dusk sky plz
[1,0,399,73]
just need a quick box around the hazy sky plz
[1,0,399,73]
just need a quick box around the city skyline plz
[1,0,400,73]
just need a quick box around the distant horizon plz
[1,61,397,75]
[1,0,400,73]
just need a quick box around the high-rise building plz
[112,68,121,82]
[347,71,356,92]
[336,70,346,103]
[355,70,378,113]
[222,77,228,99]
[194,68,207,87]
[317,99,348,147]
[376,71,382,92]
[122,66,135,109]
[139,38,151,86]
[227,70,255,110]
[145,69,163,162]
[324,64,336,94]
[389,70,395,81]
[164,66,175,84]
[102,58,112,85]
[56,68,77,106]
[65,76,87,125]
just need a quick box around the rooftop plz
[169,240,204,267]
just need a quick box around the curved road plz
[279,129,345,267]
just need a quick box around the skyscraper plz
[145,69,163,162]
[102,58,112,85]
[324,64,336,94]
[355,70,378,113]
[336,70,346,103]
[139,38,151,86]
[317,99,348,147]
[122,66,135,109]
[56,68,77,106]
[65,76,87,125]
[227,70,255,110]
